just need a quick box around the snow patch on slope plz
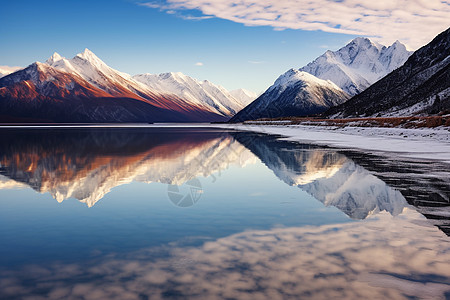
[300,38,412,96]
[133,72,248,117]
[229,88,257,105]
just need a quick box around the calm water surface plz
[0,127,449,299]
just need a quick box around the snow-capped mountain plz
[300,38,412,96]
[230,88,258,105]
[0,49,256,122]
[0,61,225,122]
[0,49,245,122]
[230,69,349,122]
[45,49,204,109]
[133,72,252,117]
[326,27,450,117]
[229,37,411,122]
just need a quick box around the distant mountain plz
[325,27,450,117]
[229,88,257,106]
[133,72,253,117]
[301,38,412,96]
[229,37,410,122]
[0,61,225,123]
[230,70,349,122]
[0,66,22,78]
[0,49,239,122]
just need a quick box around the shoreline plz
[1,122,449,164]
[213,123,450,164]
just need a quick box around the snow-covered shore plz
[214,124,450,163]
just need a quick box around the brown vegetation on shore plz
[246,115,450,128]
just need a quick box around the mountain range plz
[231,38,412,122]
[133,72,253,117]
[0,50,254,123]
[1,27,448,123]
[325,27,450,118]
[230,70,349,122]
[301,38,412,96]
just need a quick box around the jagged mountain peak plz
[271,69,340,92]
[158,71,190,81]
[45,52,63,65]
[325,26,450,118]
[230,68,348,122]
[76,48,100,62]
[300,38,412,96]
[348,37,383,49]
[133,71,249,117]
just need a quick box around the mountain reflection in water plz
[0,127,447,225]
[0,127,449,300]
[0,128,255,207]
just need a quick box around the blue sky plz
[1,0,448,92]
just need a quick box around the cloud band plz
[140,0,450,49]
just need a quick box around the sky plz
[0,0,449,93]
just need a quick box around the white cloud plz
[181,15,213,20]
[195,62,204,66]
[140,0,450,49]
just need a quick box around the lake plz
[0,126,449,299]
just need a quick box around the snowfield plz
[214,123,450,163]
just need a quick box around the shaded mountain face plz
[326,27,450,117]
[230,70,349,122]
[0,50,230,123]
[133,72,254,117]
[301,38,412,96]
[0,128,256,207]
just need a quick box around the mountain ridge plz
[325,27,450,118]
[230,69,349,122]
[229,37,411,123]
[0,49,256,122]
[0,59,228,122]
[300,38,412,96]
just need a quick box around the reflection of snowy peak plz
[0,131,256,207]
[230,70,349,122]
[300,38,412,96]
[299,161,406,219]
[133,72,252,117]
[232,133,407,219]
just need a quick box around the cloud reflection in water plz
[0,209,449,300]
